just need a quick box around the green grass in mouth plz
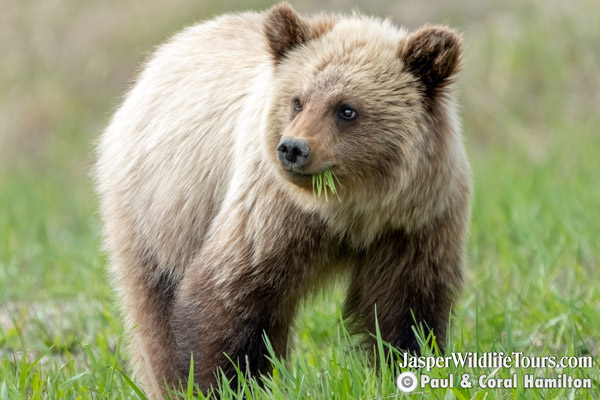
[312,168,341,203]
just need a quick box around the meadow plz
[1,0,599,398]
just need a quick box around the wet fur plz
[96,3,470,399]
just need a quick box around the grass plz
[1,0,599,398]
[312,168,341,202]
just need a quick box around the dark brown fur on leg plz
[344,211,466,356]
[170,194,330,393]
[117,254,182,399]
[172,271,295,393]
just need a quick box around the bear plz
[96,3,471,398]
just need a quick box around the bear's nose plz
[277,137,311,168]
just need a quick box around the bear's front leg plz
[172,267,294,393]
[170,195,327,393]
[344,215,466,356]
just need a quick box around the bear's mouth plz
[283,169,313,187]
[282,166,331,188]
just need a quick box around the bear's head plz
[263,3,464,214]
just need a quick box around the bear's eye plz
[337,105,358,121]
[293,98,303,112]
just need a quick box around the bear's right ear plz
[264,3,333,64]
[264,3,310,63]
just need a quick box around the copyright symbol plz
[397,371,418,393]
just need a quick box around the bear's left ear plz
[400,26,463,94]
[264,3,333,64]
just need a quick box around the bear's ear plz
[400,26,462,94]
[264,3,333,64]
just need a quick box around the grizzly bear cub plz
[96,3,471,398]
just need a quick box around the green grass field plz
[1,0,599,398]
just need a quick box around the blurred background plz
[1,0,599,389]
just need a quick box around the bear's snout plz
[277,137,311,169]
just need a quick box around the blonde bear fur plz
[96,3,471,398]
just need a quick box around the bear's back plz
[96,13,274,275]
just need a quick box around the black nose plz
[277,137,311,168]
